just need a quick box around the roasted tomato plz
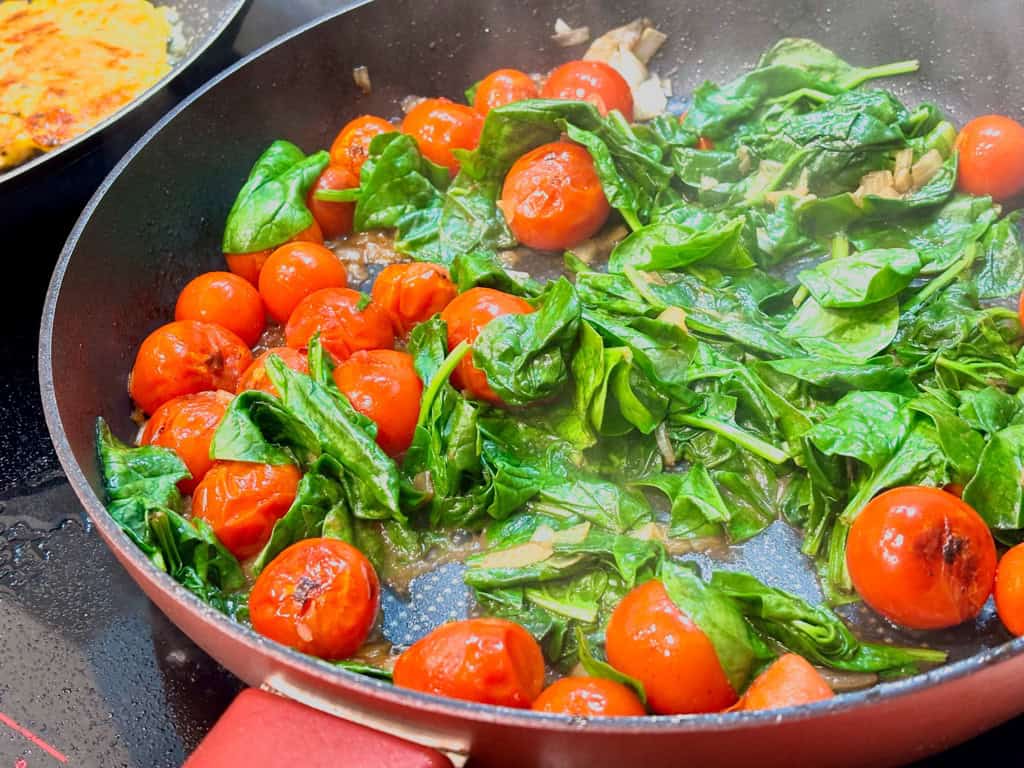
[237,347,310,397]
[332,350,422,456]
[401,98,484,175]
[258,242,348,323]
[500,140,610,251]
[439,287,533,404]
[540,60,633,121]
[846,486,997,630]
[370,262,458,336]
[224,220,324,286]
[473,68,539,115]
[307,164,358,239]
[284,287,395,362]
[732,654,833,712]
[129,321,253,415]
[605,580,736,714]
[955,115,1024,201]
[140,390,233,494]
[330,115,395,177]
[249,538,380,660]
[393,618,545,707]
[192,460,301,559]
[532,677,646,717]
[995,543,1024,636]
[174,271,265,347]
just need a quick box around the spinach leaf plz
[609,217,752,273]
[210,390,317,467]
[333,661,394,681]
[763,357,916,397]
[782,296,899,362]
[756,38,919,91]
[808,392,911,470]
[973,211,1024,300]
[574,627,647,705]
[634,467,728,539]
[958,387,1024,435]
[352,132,447,232]
[532,477,652,534]
[797,248,921,308]
[963,425,1024,535]
[450,251,539,296]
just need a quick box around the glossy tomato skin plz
[393,618,545,707]
[249,538,379,660]
[541,60,633,121]
[440,287,533,404]
[473,68,539,115]
[332,350,422,456]
[224,220,324,286]
[129,321,253,416]
[285,287,395,362]
[732,654,833,712]
[192,461,301,559]
[371,262,458,336]
[237,347,309,397]
[140,390,233,494]
[500,141,610,251]
[605,580,736,714]
[258,242,348,323]
[955,115,1024,201]
[330,115,395,177]
[401,98,484,175]
[847,486,997,630]
[532,677,646,717]
[995,543,1024,636]
[174,271,266,347]
[307,164,358,238]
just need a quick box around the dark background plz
[0,1,1017,765]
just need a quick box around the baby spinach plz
[210,390,318,467]
[963,425,1024,536]
[608,217,752,273]
[973,211,1024,299]
[797,248,921,308]
[574,627,647,704]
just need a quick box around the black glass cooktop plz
[0,2,1019,764]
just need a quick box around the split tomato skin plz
[401,97,484,175]
[540,60,633,121]
[370,262,458,336]
[224,220,324,286]
[532,677,646,717]
[605,579,737,715]
[995,543,1024,636]
[732,654,833,712]
[258,241,348,323]
[955,115,1024,201]
[249,538,380,660]
[174,271,266,347]
[846,486,997,630]
[330,115,395,177]
[307,164,358,239]
[393,618,545,708]
[129,320,253,416]
[237,347,309,397]
[473,68,539,115]
[284,287,395,362]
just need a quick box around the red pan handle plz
[183,688,453,768]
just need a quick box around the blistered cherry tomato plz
[500,140,610,251]
[541,60,633,121]
[237,347,309,397]
[439,287,533,404]
[393,618,545,707]
[174,271,265,347]
[250,538,380,659]
[330,115,395,177]
[332,350,422,456]
[129,321,253,415]
[846,486,997,630]
[192,460,301,559]
[401,98,484,175]
[140,390,233,493]
[307,164,358,239]
[955,115,1024,201]
[224,220,324,286]
[732,654,833,712]
[605,580,736,714]
[285,287,395,362]
[473,68,539,115]
[995,543,1024,636]
[258,242,348,323]
[532,677,646,717]
[370,262,458,336]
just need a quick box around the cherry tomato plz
[955,115,1024,201]
[401,98,484,175]
[473,68,539,115]
[129,321,253,415]
[332,350,422,456]
[500,140,610,251]
[192,460,301,559]
[439,287,533,404]
[307,164,358,239]
[140,390,233,494]
[393,618,545,707]
[532,677,646,717]
[258,242,348,323]
[370,262,458,336]
[995,543,1024,636]
[1018,291,1024,330]
[249,538,379,660]
[237,347,309,397]
[224,220,324,286]
[541,60,633,121]
[174,271,265,347]
[330,115,395,177]
[605,579,736,714]
[732,654,833,712]
[285,287,395,362]
[846,486,997,630]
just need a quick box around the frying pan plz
[38,0,1024,765]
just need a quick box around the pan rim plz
[37,0,1024,737]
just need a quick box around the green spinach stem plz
[903,242,978,313]
[839,59,920,90]
[416,341,471,429]
[674,413,790,464]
